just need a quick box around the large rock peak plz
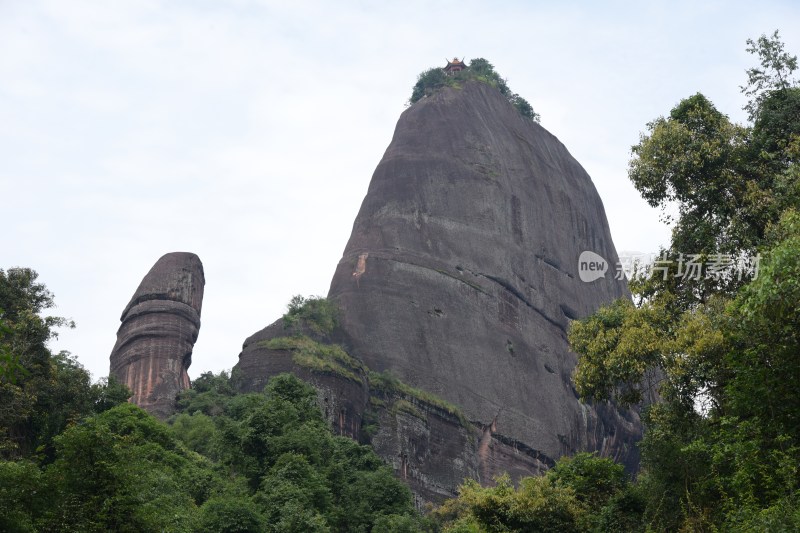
[110,252,204,418]
[235,80,641,501]
[329,81,639,464]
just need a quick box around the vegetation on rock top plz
[266,296,475,437]
[409,57,540,122]
[272,296,473,428]
[282,294,338,336]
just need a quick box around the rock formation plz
[110,252,204,419]
[235,80,641,502]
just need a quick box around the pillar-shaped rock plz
[110,252,204,418]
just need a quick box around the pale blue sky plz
[2,1,798,381]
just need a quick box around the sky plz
[2,0,799,382]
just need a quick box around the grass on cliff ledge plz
[263,335,472,430]
[369,370,471,429]
[264,336,364,384]
[272,294,473,429]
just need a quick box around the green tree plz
[725,210,800,439]
[0,268,129,459]
[411,67,449,103]
[170,411,219,458]
[629,95,755,296]
[282,295,339,336]
[547,453,627,514]
[40,403,217,532]
[175,370,237,416]
[434,473,586,532]
[433,454,642,532]
[90,375,133,414]
[0,460,43,533]
[170,371,421,531]
[569,31,800,531]
[409,58,540,122]
[196,496,266,533]
[742,30,798,120]
[254,452,332,530]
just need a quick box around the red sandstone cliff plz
[109,252,204,419]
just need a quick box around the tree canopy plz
[0,272,429,531]
[570,30,800,531]
[432,453,644,532]
[409,58,540,122]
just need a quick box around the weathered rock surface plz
[234,322,550,504]
[327,81,640,471]
[110,252,204,419]
[235,321,369,441]
[235,80,641,501]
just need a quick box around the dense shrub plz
[409,57,540,122]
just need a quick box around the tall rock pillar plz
[109,252,204,418]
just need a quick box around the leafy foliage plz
[173,371,425,532]
[282,295,338,336]
[39,404,215,532]
[197,496,266,533]
[433,454,643,532]
[410,67,449,104]
[0,273,427,531]
[742,30,798,120]
[409,58,540,122]
[569,31,800,531]
[175,370,237,417]
[0,459,42,533]
[0,268,130,460]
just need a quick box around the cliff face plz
[328,81,640,467]
[110,252,204,419]
[235,81,641,501]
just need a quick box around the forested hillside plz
[567,30,800,531]
[0,270,425,531]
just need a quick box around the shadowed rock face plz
[328,82,641,469]
[110,252,204,419]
